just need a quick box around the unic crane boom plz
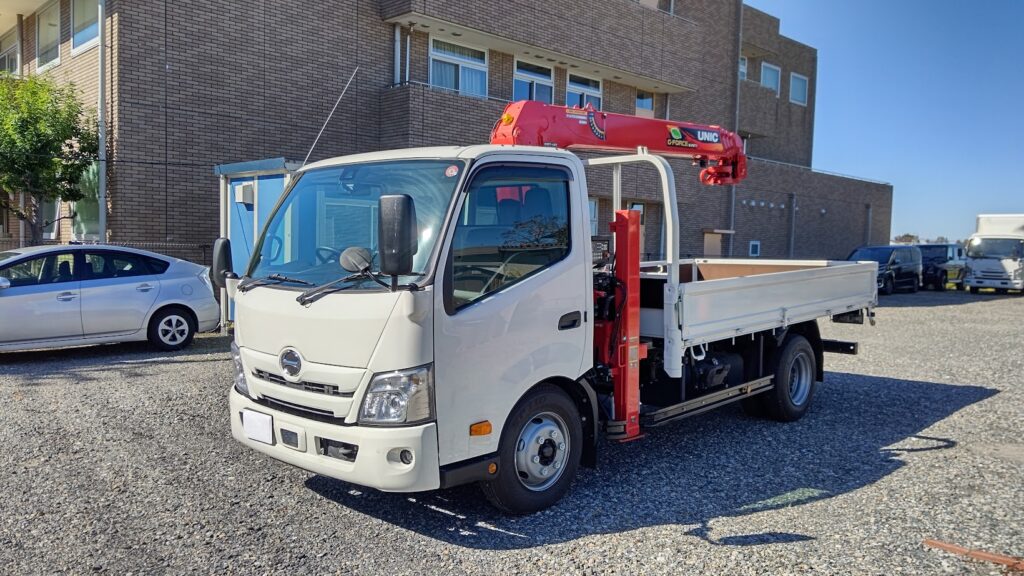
[490,100,747,186]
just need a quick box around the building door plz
[703,232,723,257]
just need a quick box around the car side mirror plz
[378,194,418,280]
[211,237,236,290]
[0,277,9,290]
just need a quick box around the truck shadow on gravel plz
[305,372,996,550]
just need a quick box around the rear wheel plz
[762,335,817,422]
[148,307,196,350]
[936,272,947,292]
[481,384,582,514]
[996,288,1009,295]
[969,286,979,294]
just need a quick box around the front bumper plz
[965,277,1023,290]
[229,387,441,492]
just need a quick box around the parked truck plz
[964,214,1024,294]
[211,102,877,514]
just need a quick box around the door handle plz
[558,311,582,331]
[136,284,154,292]
[56,292,77,301]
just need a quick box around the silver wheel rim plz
[789,351,812,406]
[158,314,190,346]
[514,411,570,492]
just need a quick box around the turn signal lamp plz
[470,421,492,436]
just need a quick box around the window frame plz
[0,28,19,76]
[444,162,574,314]
[0,250,77,287]
[71,0,100,54]
[749,240,761,258]
[789,72,808,106]
[40,199,60,240]
[588,198,598,236]
[428,36,489,98]
[82,249,152,281]
[761,62,781,97]
[513,59,554,104]
[738,56,747,81]
[35,0,61,72]
[566,72,602,110]
[635,89,655,118]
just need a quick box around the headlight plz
[231,341,251,398]
[964,265,973,278]
[359,364,434,426]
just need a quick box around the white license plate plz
[242,409,274,445]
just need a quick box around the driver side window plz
[448,165,571,310]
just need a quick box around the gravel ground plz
[1,289,1021,574]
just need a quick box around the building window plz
[40,199,60,240]
[567,74,601,109]
[72,0,99,51]
[36,1,61,70]
[636,90,654,118]
[749,240,761,258]
[790,73,808,106]
[513,60,553,103]
[429,38,487,98]
[0,29,18,75]
[72,162,100,240]
[761,62,781,96]
[588,198,598,236]
[738,56,747,81]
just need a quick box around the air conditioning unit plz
[234,181,254,205]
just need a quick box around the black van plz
[916,243,966,291]
[847,245,923,295]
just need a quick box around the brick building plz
[0,0,891,261]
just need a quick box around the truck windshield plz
[966,238,1023,259]
[248,159,464,287]
[918,245,949,262]
[848,247,893,264]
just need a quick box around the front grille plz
[977,271,1010,280]
[253,369,353,398]
[251,395,349,426]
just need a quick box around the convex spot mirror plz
[340,246,373,273]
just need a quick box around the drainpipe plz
[393,24,401,84]
[16,15,23,74]
[405,24,413,83]
[97,0,108,242]
[865,203,873,245]
[788,193,797,258]
[727,0,743,257]
[18,192,25,248]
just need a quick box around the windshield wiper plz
[238,273,314,293]
[296,270,392,305]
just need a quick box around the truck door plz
[433,161,589,465]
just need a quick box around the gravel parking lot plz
[1,290,1021,574]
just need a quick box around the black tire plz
[955,275,966,291]
[909,277,919,293]
[762,335,817,422]
[995,288,1008,295]
[481,384,582,515]
[147,307,197,351]
[881,275,895,296]
[969,286,979,294]
[936,272,947,292]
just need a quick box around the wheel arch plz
[147,302,198,331]
[784,320,824,382]
[512,376,599,469]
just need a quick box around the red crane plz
[490,100,747,186]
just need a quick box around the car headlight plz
[359,364,434,426]
[231,341,251,398]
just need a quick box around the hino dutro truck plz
[211,101,877,514]
[964,214,1024,294]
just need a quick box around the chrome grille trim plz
[253,369,354,398]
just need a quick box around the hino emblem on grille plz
[279,348,302,378]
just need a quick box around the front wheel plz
[969,286,979,294]
[936,272,947,292]
[481,384,582,515]
[881,275,895,296]
[762,335,817,422]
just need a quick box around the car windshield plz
[848,247,894,264]
[918,245,949,262]
[966,237,1023,259]
[248,159,464,287]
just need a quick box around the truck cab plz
[223,145,594,498]
[964,236,1024,293]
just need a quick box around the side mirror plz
[211,237,235,289]
[378,194,418,278]
[0,277,9,290]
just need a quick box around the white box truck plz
[211,102,876,514]
[964,214,1024,294]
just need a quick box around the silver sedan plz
[0,245,220,352]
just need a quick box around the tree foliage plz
[893,233,919,244]
[0,74,98,241]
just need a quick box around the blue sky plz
[744,0,1024,241]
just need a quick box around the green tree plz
[0,74,98,244]
[893,233,918,244]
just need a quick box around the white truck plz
[964,214,1024,294]
[211,102,876,514]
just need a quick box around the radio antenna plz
[302,66,359,168]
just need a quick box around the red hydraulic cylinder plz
[610,209,646,441]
